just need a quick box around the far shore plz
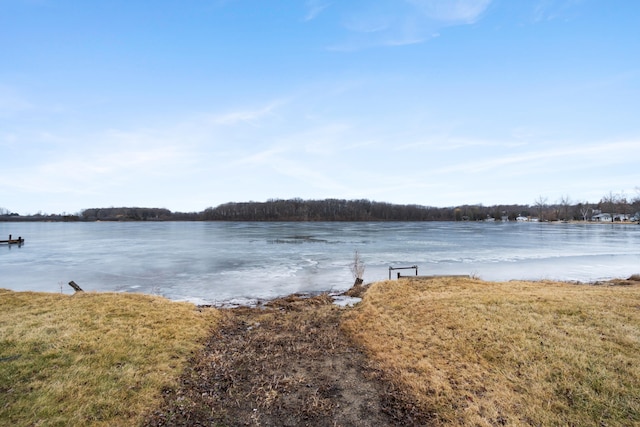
[2,217,639,224]
[544,219,639,225]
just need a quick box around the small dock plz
[389,265,469,280]
[389,265,419,279]
[1,234,24,245]
[398,274,470,280]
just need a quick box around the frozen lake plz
[1,221,639,305]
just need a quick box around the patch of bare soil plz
[144,294,429,426]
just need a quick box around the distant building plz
[613,214,630,221]
[592,213,612,222]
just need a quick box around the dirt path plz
[145,295,426,426]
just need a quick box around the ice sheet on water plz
[2,222,639,304]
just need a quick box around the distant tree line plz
[200,199,454,221]
[2,191,639,222]
[80,207,176,221]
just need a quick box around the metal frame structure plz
[388,265,418,280]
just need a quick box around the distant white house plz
[592,213,612,222]
[516,216,529,222]
[593,213,634,222]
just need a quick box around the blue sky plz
[1,0,639,215]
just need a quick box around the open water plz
[1,221,639,305]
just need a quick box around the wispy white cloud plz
[204,100,286,126]
[327,0,492,50]
[4,139,191,196]
[532,0,583,22]
[233,145,287,167]
[383,36,426,47]
[340,138,640,206]
[392,136,526,152]
[272,157,348,193]
[6,99,290,199]
[303,0,331,22]
[407,0,492,23]
[227,141,349,198]
[430,139,640,176]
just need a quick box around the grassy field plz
[0,290,220,427]
[3,278,639,426]
[342,277,640,426]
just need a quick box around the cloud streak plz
[303,0,331,22]
[205,100,286,126]
[408,0,492,23]
[532,0,583,22]
[327,0,492,50]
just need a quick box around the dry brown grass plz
[0,289,220,427]
[342,277,640,426]
[5,279,640,426]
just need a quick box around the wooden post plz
[68,281,84,292]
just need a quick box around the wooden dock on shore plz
[1,234,24,245]
[389,265,469,280]
[398,274,471,280]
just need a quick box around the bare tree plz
[559,195,571,221]
[578,202,592,221]
[600,192,618,222]
[534,196,548,221]
[617,191,629,219]
[349,250,365,285]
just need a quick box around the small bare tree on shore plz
[535,195,548,221]
[578,202,592,221]
[350,250,365,285]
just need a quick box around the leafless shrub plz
[349,250,365,284]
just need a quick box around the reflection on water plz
[1,221,639,305]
